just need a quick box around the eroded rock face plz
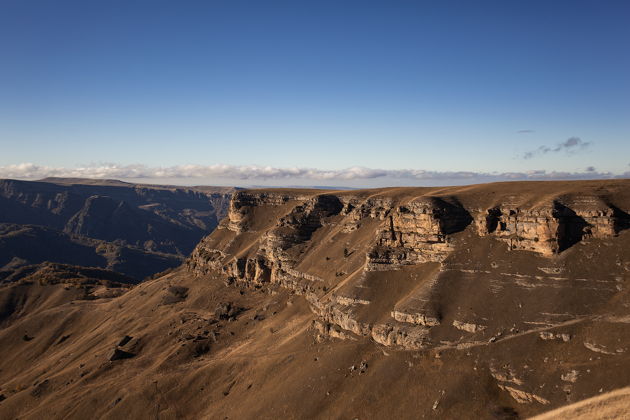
[339,197,393,232]
[225,192,292,233]
[393,310,440,327]
[3,182,630,420]
[263,194,344,262]
[367,197,472,269]
[475,199,629,255]
[187,186,629,351]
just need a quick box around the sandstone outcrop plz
[475,198,630,255]
[2,180,630,420]
[188,182,630,352]
[367,197,472,269]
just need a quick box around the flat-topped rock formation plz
[1,180,629,419]
[188,180,630,351]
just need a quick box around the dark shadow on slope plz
[553,202,589,252]
[484,207,502,234]
[610,205,630,234]
[432,197,473,235]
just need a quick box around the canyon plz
[0,178,236,281]
[0,179,629,419]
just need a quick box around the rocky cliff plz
[189,182,630,348]
[1,180,629,420]
[184,180,630,414]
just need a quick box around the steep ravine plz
[0,178,237,280]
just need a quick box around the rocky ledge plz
[187,182,630,353]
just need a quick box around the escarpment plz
[188,181,630,356]
[367,197,472,270]
[476,197,630,255]
[3,180,630,420]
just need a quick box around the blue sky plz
[1,0,629,186]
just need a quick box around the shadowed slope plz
[0,178,238,280]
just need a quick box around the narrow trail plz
[434,315,599,352]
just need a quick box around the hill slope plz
[0,180,629,419]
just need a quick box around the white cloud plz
[0,162,623,185]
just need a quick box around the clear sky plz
[1,0,629,187]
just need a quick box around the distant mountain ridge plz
[0,178,238,280]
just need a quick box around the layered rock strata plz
[188,185,630,351]
[475,199,630,255]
